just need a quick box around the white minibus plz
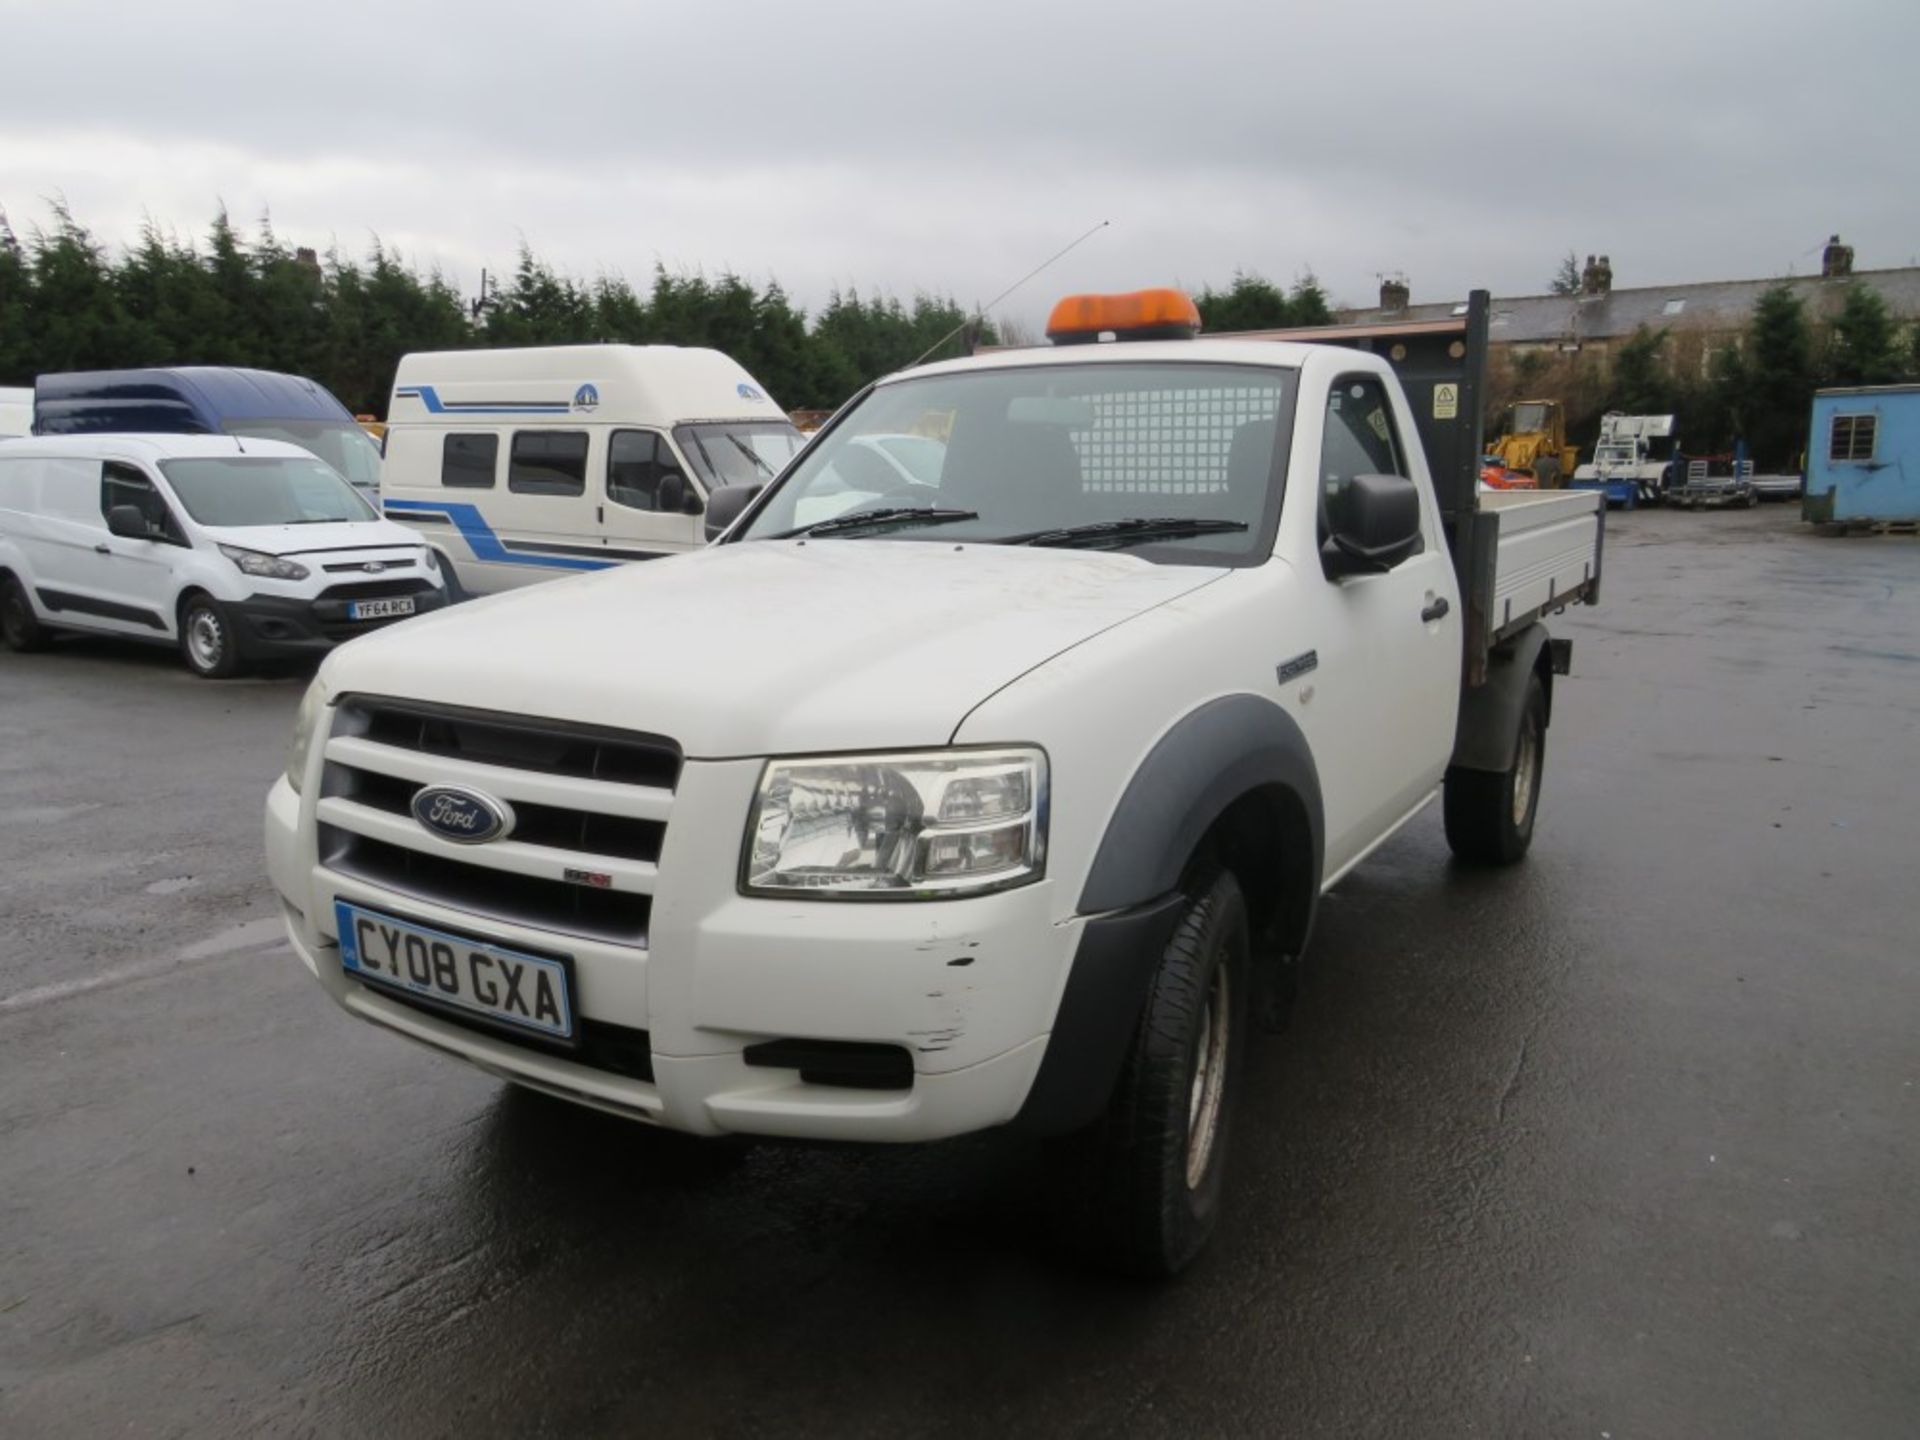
[380,345,803,594]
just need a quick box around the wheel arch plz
[1450,621,1554,773]
[1013,695,1323,1136]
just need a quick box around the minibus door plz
[599,429,706,561]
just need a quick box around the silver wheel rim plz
[187,608,224,670]
[1185,964,1231,1191]
[1512,720,1539,828]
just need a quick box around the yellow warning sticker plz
[1366,408,1390,443]
[1433,383,1459,420]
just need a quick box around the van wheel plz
[179,595,244,678]
[1064,863,1249,1277]
[1,575,52,652]
[1444,671,1545,865]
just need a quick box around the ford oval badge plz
[410,785,513,844]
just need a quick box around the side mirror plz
[106,505,151,540]
[703,483,762,543]
[1322,473,1422,575]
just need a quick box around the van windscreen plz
[222,419,382,491]
[159,456,378,526]
[674,422,806,490]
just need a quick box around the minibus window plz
[509,432,589,497]
[674,422,805,490]
[442,433,498,489]
[608,430,684,512]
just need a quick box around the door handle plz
[1421,597,1450,623]
[94,543,112,554]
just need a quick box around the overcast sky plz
[4,0,1917,329]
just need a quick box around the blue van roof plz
[33,367,357,435]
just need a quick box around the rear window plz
[509,432,589,496]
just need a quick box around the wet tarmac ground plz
[2,503,1916,1438]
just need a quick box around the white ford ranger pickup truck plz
[266,289,1601,1273]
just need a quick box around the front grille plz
[323,559,418,574]
[319,577,438,602]
[329,765,664,863]
[322,826,651,945]
[349,697,680,790]
[318,698,679,948]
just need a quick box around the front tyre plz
[1069,864,1250,1277]
[179,594,244,678]
[1,575,52,652]
[1444,670,1545,865]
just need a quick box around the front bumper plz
[266,765,1079,1141]
[232,585,448,659]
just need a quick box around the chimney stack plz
[1581,254,1613,295]
[1379,276,1409,311]
[1822,234,1854,278]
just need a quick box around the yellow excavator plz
[1487,400,1580,488]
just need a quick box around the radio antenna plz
[905,218,1111,370]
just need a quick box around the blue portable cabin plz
[1803,384,1920,525]
[32,367,383,496]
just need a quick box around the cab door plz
[1302,373,1461,874]
[88,462,189,636]
[597,429,705,560]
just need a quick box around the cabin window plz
[607,430,684,512]
[441,433,498,488]
[508,431,589,497]
[100,461,185,544]
[1829,414,1876,463]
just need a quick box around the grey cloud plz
[4,0,1917,329]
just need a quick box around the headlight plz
[745,748,1047,898]
[285,678,329,795]
[220,544,309,581]
[420,547,439,572]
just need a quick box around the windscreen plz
[1509,403,1551,434]
[159,455,379,526]
[674,422,806,489]
[737,362,1294,561]
[223,419,382,491]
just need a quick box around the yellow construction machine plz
[1487,399,1580,487]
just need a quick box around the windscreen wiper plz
[725,433,776,477]
[1001,517,1250,550]
[774,505,980,539]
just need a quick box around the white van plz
[0,387,31,439]
[0,434,447,677]
[380,345,804,595]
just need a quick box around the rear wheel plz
[179,594,244,678]
[1444,670,1545,865]
[1064,863,1250,1277]
[1,575,52,652]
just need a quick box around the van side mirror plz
[703,483,762,542]
[1322,473,1422,575]
[106,505,151,540]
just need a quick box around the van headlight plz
[220,544,309,581]
[744,748,1047,898]
[285,678,329,795]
